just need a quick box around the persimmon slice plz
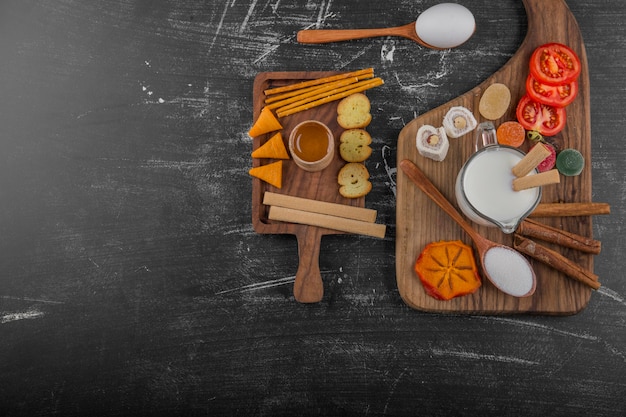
[414,240,481,300]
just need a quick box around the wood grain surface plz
[396,0,593,314]
[1,1,625,416]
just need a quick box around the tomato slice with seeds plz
[526,74,578,108]
[516,95,566,136]
[530,43,581,86]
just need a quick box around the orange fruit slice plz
[414,240,481,300]
[496,121,526,148]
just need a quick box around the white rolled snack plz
[442,106,477,138]
[416,125,449,162]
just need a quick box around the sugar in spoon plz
[297,3,475,49]
[400,159,536,298]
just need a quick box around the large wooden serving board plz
[396,0,594,315]
[252,71,367,303]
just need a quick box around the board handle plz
[294,227,324,303]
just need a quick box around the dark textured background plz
[1,1,624,416]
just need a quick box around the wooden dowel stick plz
[276,78,384,118]
[512,143,551,177]
[264,68,374,96]
[512,169,560,191]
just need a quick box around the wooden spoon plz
[297,3,475,49]
[399,159,536,298]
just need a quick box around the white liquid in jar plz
[462,148,540,224]
[483,246,535,297]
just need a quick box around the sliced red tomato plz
[530,43,581,86]
[526,74,578,108]
[516,95,566,136]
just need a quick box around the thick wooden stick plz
[517,218,601,254]
[513,235,600,290]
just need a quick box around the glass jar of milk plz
[454,122,541,234]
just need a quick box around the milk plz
[455,146,541,233]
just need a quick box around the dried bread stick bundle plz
[265,77,360,108]
[264,68,374,96]
[274,79,377,114]
[277,78,383,118]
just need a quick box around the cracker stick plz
[264,68,374,96]
[276,77,384,118]
[265,73,374,104]
[274,78,380,113]
[266,77,360,110]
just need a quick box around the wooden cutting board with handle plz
[396,0,594,314]
[251,72,369,303]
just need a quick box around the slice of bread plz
[249,160,283,188]
[251,132,290,159]
[248,106,283,137]
[339,129,372,162]
[338,162,372,198]
[337,93,372,129]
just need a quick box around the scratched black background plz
[1,1,624,416]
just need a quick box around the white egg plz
[415,3,476,49]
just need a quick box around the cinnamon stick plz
[530,202,611,217]
[513,235,600,290]
[517,218,601,254]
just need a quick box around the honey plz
[291,121,331,162]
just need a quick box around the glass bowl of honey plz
[288,120,334,172]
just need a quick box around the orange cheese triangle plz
[251,132,290,159]
[248,106,283,137]
[249,160,282,188]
